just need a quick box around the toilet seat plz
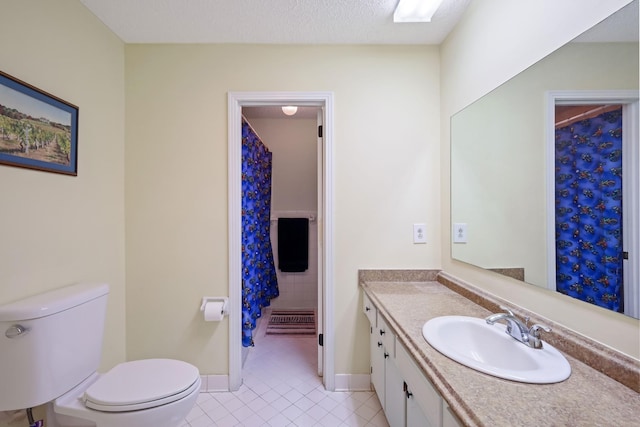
[83,359,200,412]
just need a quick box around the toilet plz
[0,283,201,427]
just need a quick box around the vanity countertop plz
[361,279,640,427]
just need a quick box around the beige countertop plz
[361,278,640,427]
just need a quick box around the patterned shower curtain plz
[242,118,279,346]
[555,107,623,313]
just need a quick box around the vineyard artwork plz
[0,71,78,175]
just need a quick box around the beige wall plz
[441,0,640,359]
[0,0,126,366]
[125,44,440,375]
[0,0,125,423]
[247,117,318,213]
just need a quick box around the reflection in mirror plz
[549,91,639,318]
[451,1,639,318]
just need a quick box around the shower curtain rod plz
[270,215,316,223]
[555,104,619,128]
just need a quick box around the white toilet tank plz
[0,283,109,411]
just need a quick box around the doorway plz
[241,105,319,366]
[546,90,639,318]
[227,92,335,391]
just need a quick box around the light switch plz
[413,223,427,244]
[453,223,467,243]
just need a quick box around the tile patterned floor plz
[180,310,389,427]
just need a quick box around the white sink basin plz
[422,316,571,384]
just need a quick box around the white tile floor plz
[180,309,389,427]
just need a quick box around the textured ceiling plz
[79,0,471,44]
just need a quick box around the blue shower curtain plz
[241,119,279,346]
[555,107,623,312]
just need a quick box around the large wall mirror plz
[451,1,639,319]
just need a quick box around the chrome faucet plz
[485,306,551,349]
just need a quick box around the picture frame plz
[0,70,78,175]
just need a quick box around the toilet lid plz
[84,359,200,412]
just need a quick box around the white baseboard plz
[334,374,371,392]
[200,375,230,392]
[199,373,371,393]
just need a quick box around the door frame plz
[227,92,335,391]
[545,90,639,317]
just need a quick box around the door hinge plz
[623,251,629,260]
[318,125,323,138]
[318,333,323,346]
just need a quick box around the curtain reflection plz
[555,107,623,312]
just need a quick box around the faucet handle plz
[499,305,515,316]
[529,323,551,334]
[529,323,552,349]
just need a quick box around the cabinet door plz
[370,326,385,406]
[443,402,463,427]
[384,353,406,427]
[363,293,377,326]
[377,313,395,356]
[396,342,442,427]
[407,388,432,427]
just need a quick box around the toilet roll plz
[203,302,225,322]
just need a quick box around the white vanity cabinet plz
[363,293,376,326]
[406,383,431,427]
[370,320,386,409]
[363,292,455,427]
[365,296,406,427]
[396,342,442,427]
[377,314,406,427]
[442,403,463,427]
[365,294,385,406]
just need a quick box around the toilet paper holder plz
[200,297,229,316]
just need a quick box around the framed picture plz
[0,70,78,175]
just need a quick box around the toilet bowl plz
[49,359,201,427]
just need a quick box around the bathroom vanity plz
[360,270,640,427]
[364,291,459,427]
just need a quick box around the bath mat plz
[266,310,316,335]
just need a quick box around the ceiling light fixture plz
[282,106,298,116]
[393,0,444,23]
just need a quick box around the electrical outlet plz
[413,223,427,244]
[453,223,467,243]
